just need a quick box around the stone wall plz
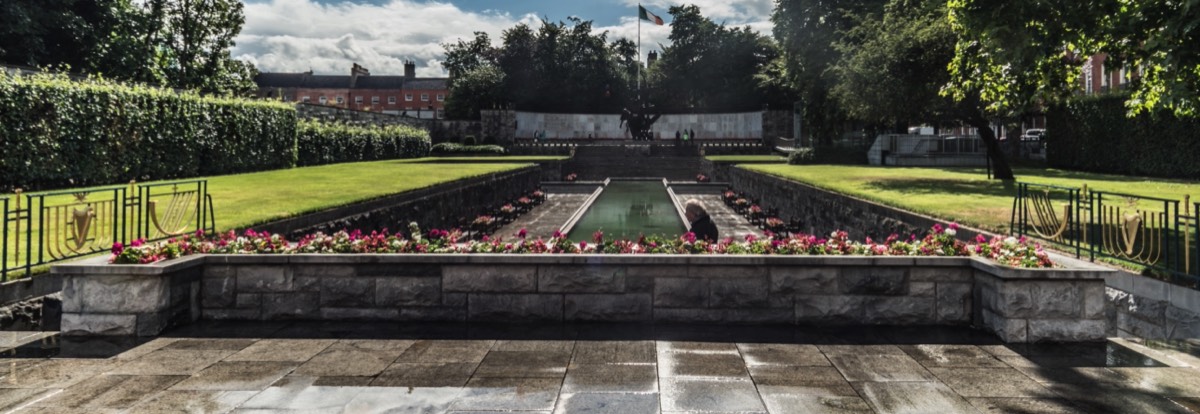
[762,109,793,140]
[515,111,765,140]
[254,167,542,238]
[54,255,1112,342]
[726,167,1200,342]
[727,167,952,240]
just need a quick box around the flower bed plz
[110,223,1053,268]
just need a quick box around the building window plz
[318,96,327,104]
[405,94,413,101]
[336,96,345,104]
[302,96,311,103]
[372,96,380,104]
[405,106,413,110]
[436,94,445,102]
[354,96,363,104]
[421,93,429,101]
[437,109,445,119]
[388,96,396,104]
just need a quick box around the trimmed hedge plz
[431,142,507,155]
[1047,94,1200,179]
[0,72,297,191]
[296,120,431,167]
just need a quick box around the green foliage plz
[295,120,431,167]
[787,148,816,165]
[772,0,887,143]
[946,0,1200,117]
[444,65,505,120]
[0,0,255,96]
[0,71,295,191]
[1047,94,1200,179]
[431,143,507,155]
[649,5,787,111]
[462,135,477,145]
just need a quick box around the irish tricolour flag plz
[639,5,664,25]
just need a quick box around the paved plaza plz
[0,323,1198,413]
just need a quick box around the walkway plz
[491,193,591,240]
[1,323,1198,413]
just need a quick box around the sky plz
[233,0,775,77]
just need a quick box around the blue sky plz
[234,0,773,77]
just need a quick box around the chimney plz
[350,63,369,87]
[404,60,416,79]
[647,51,658,66]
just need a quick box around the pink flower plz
[593,231,604,244]
[932,223,944,234]
[553,230,564,239]
[111,242,124,255]
[580,241,588,250]
[744,234,756,242]
[949,222,959,231]
[131,239,144,247]
[683,232,696,243]
[517,229,527,239]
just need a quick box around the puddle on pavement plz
[0,335,149,358]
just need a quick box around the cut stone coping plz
[53,253,1113,342]
[54,253,1113,278]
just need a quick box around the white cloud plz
[597,1,773,61]
[234,0,774,76]
[234,0,537,76]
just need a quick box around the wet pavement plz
[1,323,1198,413]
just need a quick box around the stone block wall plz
[55,255,1112,342]
[59,258,202,336]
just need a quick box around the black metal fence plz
[1,180,215,281]
[1012,182,1198,288]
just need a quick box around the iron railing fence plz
[1,180,215,281]
[1012,182,1197,288]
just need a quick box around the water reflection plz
[567,181,687,242]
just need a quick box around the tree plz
[830,0,1016,179]
[0,0,125,70]
[772,0,887,144]
[648,5,782,112]
[445,65,506,119]
[0,0,255,96]
[945,0,1200,117]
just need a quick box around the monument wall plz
[516,112,763,140]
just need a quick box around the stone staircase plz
[563,143,706,181]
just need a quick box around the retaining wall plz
[54,255,1111,342]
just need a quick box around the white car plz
[1020,129,1046,141]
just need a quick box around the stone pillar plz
[974,269,1108,342]
[57,257,203,336]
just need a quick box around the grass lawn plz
[742,164,1200,233]
[705,155,787,163]
[3,158,532,275]
[403,156,568,163]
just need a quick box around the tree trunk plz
[963,109,1015,180]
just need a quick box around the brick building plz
[254,62,448,118]
[1080,53,1141,95]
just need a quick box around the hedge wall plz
[296,120,431,166]
[1047,94,1200,179]
[0,72,298,191]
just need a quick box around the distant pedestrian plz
[690,129,696,140]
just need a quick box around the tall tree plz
[154,0,249,94]
[945,0,1200,117]
[833,0,1015,179]
[0,0,124,70]
[772,0,887,144]
[649,5,782,112]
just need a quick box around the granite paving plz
[0,322,1196,413]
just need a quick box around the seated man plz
[684,199,719,242]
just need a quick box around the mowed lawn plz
[742,164,1200,233]
[207,159,534,229]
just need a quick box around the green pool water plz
[567,181,687,242]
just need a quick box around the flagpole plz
[637,3,642,97]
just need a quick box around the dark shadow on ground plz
[861,178,1017,198]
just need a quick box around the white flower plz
[1005,237,1018,245]
[945,228,957,237]
[830,231,838,238]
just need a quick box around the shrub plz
[462,135,477,145]
[430,142,507,155]
[0,72,296,191]
[1047,93,1200,179]
[787,148,816,164]
[296,120,431,166]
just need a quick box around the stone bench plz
[52,254,1112,342]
